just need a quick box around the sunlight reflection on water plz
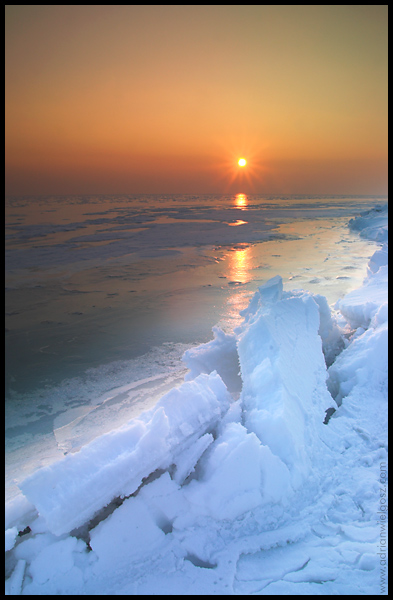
[5,194,384,396]
[234,193,248,209]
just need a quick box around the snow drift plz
[5,206,388,595]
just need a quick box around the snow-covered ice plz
[5,206,388,595]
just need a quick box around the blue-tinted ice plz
[5,194,386,500]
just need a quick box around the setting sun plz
[238,158,247,167]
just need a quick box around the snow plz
[5,205,388,595]
[18,373,231,536]
[336,243,388,330]
[348,204,388,243]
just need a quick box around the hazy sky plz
[5,5,388,196]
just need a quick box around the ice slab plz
[20,372,230,535]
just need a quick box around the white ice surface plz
[5,206,388,595]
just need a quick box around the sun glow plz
[212,143,266,192]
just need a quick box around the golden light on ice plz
[238,158,247,167]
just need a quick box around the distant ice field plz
[5,194,386,500]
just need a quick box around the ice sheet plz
[5,202,388,595]
[5,214,378,504]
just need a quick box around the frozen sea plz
[5,195,388,596]
[6,194,386,393]
[5,194,386,499]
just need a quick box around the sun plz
[212,145,266,192]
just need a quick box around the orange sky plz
[5,5,388,196]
